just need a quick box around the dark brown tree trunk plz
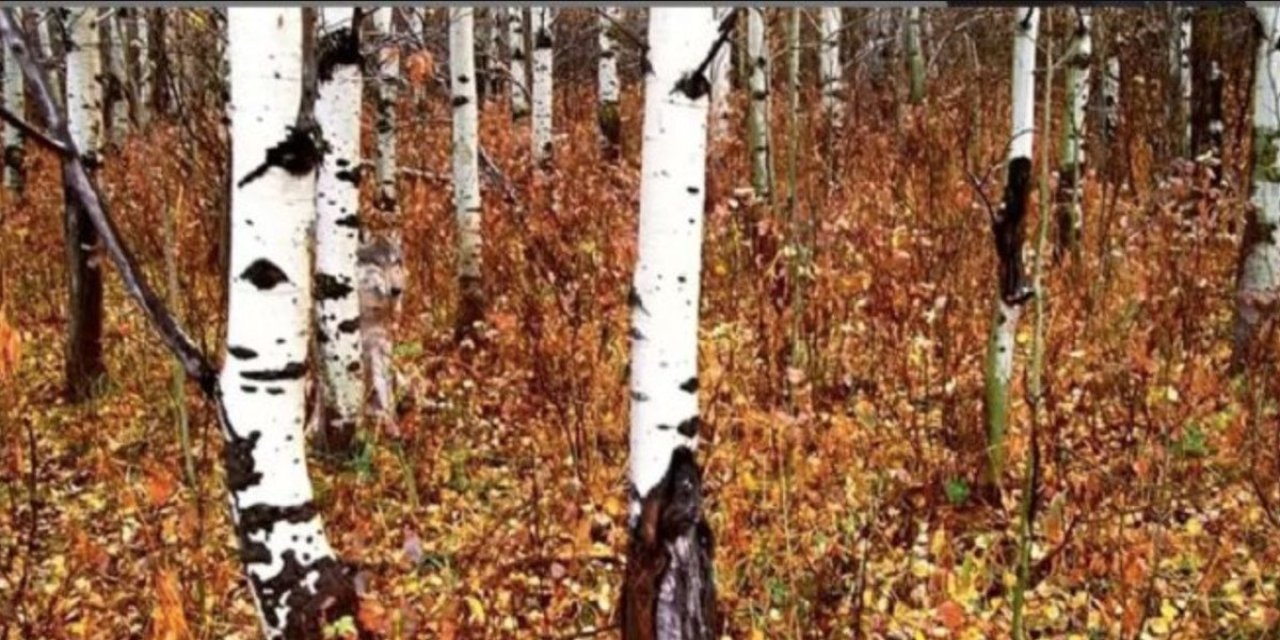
[148,8,168,119]
[64,167,105,401]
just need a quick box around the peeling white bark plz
[66,8,103,161]
[450,7,483,320]
[531,6,553,165]
[819,7,843,128]
[226,9,343,637]
[314,6,364,448]
[509,7,529,119]
[747,8,772,200]
[133,9,149,127]
[372,7,398,212]
[628,7,715,503]
[1009,9,1038,166]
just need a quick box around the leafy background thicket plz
[1,7,1278,639]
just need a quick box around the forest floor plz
[2,81,1279,640]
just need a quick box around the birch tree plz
[905,7,925,105]
[65,7,106,400]
[40,9,63,105]
[598,6,622,157]
[1055,9,1091,259]
[819,8,844,130]
[710,7,733,141]
[0,9,364,636]
[131,8,149,127]
[451,8,485,338]
[509,7,529,120]
[531,6,554,166]
[1232,6,1280,369]
[1176,8,1192,157]
[313,6,365,454]
[104,11,129,145]
[3,19,24,192]
[747,8,772,202]
[225,8,360,636]
[1102,34,1121,161]
[372,8,398,215]
[621,8,725,638]
[984,7,1038,488]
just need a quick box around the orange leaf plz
[144,468,177,508]
[937,600,966,630]
[358,599,391,635]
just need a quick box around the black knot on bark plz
[673,72,711,101]
[317,27,362,83]
[238,126,324,187]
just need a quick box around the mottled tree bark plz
[531,6,554,167]
[451,8,485,340]
[1055,9,1091,261]
[622,8,724,639]
[819,7,844,130]
[226,9,362,637]
[313,7,365,456]
[64,7,106,401]
[746,8,772,202]
[984,8,1038,490]
[598,6,622,159]
[1232,7,1280,370]
[3,14,25,192]
[509,7,529,120]
[905,8,925,105]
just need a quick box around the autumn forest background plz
[1,5,1278,639]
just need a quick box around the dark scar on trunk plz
[252,553,361,640]
[241,259,289,290]
[631,390,650,402]
[452,95,471,108]
[315,273,354,300]
[228,346,259,360]
[335,168,360,185]
[317,26,361,83]
[680,377,698,393]
[994,156,1034,305]
[242,361,308,382]
[237,125,323,188]
[225,429,263,492]
[337,318,360,334]
[629,327,646,341]
[535,28,553,49]
[336,213,359,228]
[621,446,716,640]
[676,416,700,438]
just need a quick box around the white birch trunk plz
[485,8,502,101]
[39,9,62,106]
[105,11,129,145]
[984,7,1038,484]
[709,7,733,142]
[1057,9,1091,253]
[622,8,718,637]
[1179,8,1192,157]
[67,8,103,161]
[372,8,398,213]
[747,8,772,201]
[451,8,485,334]
[313,6,365,452]
[3,21,24,191]
[225,8,355,637]
[1234,6,1280,365]
[509,7,529,119]
[819,7,844,129]
[531,6,554,165]
[598,6,621,153]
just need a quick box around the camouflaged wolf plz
[357,235,405,435]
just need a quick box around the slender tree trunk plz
[451,8,485,340]
[314,7,365,456]
[905,7,925,105]
[485,8,503,101]
[364,7,404,428]
[225,9,360,636]
[598,6,622,159]
[1055,9,1091,261]
[747,8,772,202]
[129,8,149,128]
[148,8,167,119]
[531,6,553,167]
[1102,33,1121,175]
[983,7,1038,492]
[620,8,720,638]
[103,11,129,146]
[3,17,25,192]
[1169,7,1192,159]
[709,7,733,142]
[509,7,529,120]
[41,9,64,107]
[1205,60,1224,184]
[819,8,843,130]
[1232,7,1280,370]
[64,7,106,401]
